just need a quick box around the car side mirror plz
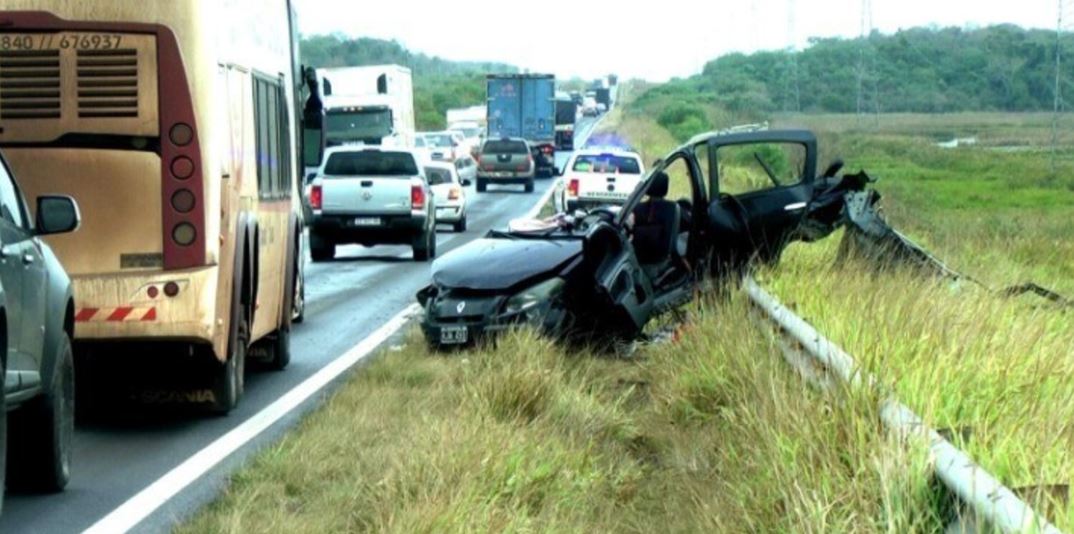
[554,167,563,177]
[36,195,80,236]
[462,179,472,186]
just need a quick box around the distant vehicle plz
[558,149,645,212]
[454,155,478,186]
[486,74,557,177]
[314,65,416,171]
[425,162,468,233]
[447,121,483,157]
[476,138,535,193]
[446,106,487,130]
[581,97,600,117]
[593,87,612,110]
[596,103,608,113]
[0,151,81,506]
[308,147,436,261]
[569,91,584,106]
[607,74,619,86]
[1,0,306,414]
[554,98,578,150]
[419,131,463,162]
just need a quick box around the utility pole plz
[1054,0,1065,176]
[856,0,870,118]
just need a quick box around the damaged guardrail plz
[839,187,1072,307]
[744,276,1062,534]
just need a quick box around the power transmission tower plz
[786,0,801,112]
[856,0,872,118]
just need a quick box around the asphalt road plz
[0,116,602,533]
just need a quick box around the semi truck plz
[486,74,556,177]
[593,87,612,110]
[554,96,578,150]
[316,65,415,154]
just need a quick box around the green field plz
[181,94,1074,531]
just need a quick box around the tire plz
[476,179,487,192]
[413,231,431,261]
[310,232,334,262]
[210,315,247,414]
[8,333,74,492]
[453,216,467,233]
[291,254,305,324]
[264,325,291,371]
[0,358,6,513]
[524,179,534,193]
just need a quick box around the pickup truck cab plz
[0,151,81,508]
[558,148,645,212]
[308,147,437,261]
[476,138,535,193]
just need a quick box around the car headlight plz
[503,278,565,316]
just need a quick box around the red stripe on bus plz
[75,308,99,322]
[141,308,157,321]
[107,307,134,322]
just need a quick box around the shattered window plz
[715,143,806,195]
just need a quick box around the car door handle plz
[21,253,34,265]
[784,202,807,211]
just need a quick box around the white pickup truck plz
[308,147,437,261]
[557,148,646,212]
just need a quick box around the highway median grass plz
[182,297,943,532]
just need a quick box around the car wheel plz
[476,179,487,192]
[525,179,534,193]
[413,232,431,261]
[291,253,305,324]
[210,314,247,414]
[264,324,291,371]
[310,232,334,262]
[453,216,467,233]
[8,333,74,492]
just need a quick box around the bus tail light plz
[568,178,579,197]
[173,223,197,246]
[310,185,323,210]
[411,182,426,210]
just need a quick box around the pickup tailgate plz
[321,176,413,215]
[319,149,419,215]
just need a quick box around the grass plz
[182,93,1074,531]
[182,299,944,533]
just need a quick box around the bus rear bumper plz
[71,265,221,344]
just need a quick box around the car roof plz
[423,161,456,172]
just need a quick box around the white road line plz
[83,154,570,532]
[82,303,421,534]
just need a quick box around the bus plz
[0,0,308,413]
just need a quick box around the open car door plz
[585,222,654,336]
[704,130,818,267]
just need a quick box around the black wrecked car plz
[417,129,869,347]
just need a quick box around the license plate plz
[352,217,381,226]
[0,33,125,51]
[440,325,469,345]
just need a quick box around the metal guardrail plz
[744,276,1063,534]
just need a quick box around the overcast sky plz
[294,0,1063,81]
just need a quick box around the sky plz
[294,0,1065,81]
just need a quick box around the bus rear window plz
[324,151,418,177]
[483,140,528,155]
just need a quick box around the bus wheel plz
[265,325,291,371]
[8,334,74,492]
[292,255,305,324]
[211,316,247,414]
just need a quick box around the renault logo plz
[456,301,466,314]
[362,191,373,201]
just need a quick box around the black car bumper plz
[311,213,427,245]
[476,173,534,185]
[418,287,564,347]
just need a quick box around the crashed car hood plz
[432,236,582,290]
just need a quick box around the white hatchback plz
[558,149,645,212]
[425,161,468,232]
